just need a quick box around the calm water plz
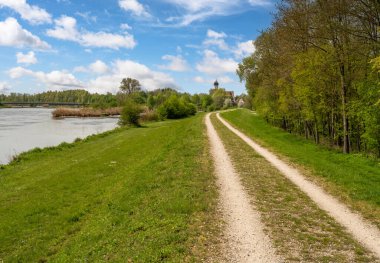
[0,108,118,164]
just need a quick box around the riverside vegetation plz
[1,78,244,119]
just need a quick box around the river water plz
[0,108,119,164]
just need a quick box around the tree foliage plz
[238,0,380,155]
[119,99,143,127]
[0,90,117,108]
[157,94,197,119]
[119,78,142,95]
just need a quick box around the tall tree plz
[238,0,380,155]
[119,78,142,95]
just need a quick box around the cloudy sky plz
[0,0,276,95]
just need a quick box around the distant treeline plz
[0,86,246,112]
[0,90,116,108]
[237,0,380,156]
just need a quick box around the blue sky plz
[0,0,276,95]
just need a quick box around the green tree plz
[119,78,142,95]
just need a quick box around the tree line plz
[237,0,380,156]
[0,90,117,108]
[0,78,243,112]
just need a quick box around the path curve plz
[205,113,280,262]
[217,112,380,259]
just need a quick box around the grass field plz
[221,109,380,227]
[0,114,220,262]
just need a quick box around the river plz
[0,108,119,164]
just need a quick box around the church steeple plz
[214,80,219,89]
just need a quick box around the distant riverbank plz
[52,107,122,118]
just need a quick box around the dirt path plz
[217,112,380,259]
[205,113,280,262]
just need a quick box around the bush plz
[157,95,197,119]
[119,100,143,127]
[207,104,216,112]
[186,103,197,116]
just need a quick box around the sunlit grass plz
[0,114,219,262]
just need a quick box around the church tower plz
[214,80,219,89]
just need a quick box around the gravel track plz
[205,113,280,262]
[217,112,380,259]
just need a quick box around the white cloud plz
[0,82,10,94]
[73,66,88,73]
[248,0,271,6]
[120,23,132,30]
[47,16,136,49]
[8,60,177,94]
[159,55,189,72]
[193,76,205,83]
[203,38,229,50]
[203,29,229,50]
[0,17,51,49]
[119,0,150,17]
[81,32,136,49]
[196,50,238,75]
[0,0,52,24]
[88,59,177,94]
[89,60,109,74]
[16,51,37,65]
[46,16,78,41]
[9,66,83,90]
[74,60,109,74]
[207,29,226,39]
[219,76,234,83]
[162,0,271,26]
[76,11,97,23]
[234,40,255,58]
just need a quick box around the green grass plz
[221,109,380,227]
[0,114,219,262]
[211,113,376,262]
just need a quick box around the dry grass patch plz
[52,107,121,118]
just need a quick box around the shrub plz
[157,95,196,119]
[186,103,197,116]
[119,100,143,127]
[207,104,216,112]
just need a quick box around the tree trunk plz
[314,121,320,144]
[340,63,350,153]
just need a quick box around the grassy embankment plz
[0,114,220,262]
[52,107,122,118]
[221,109,380,227]
[211,113,377,262]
